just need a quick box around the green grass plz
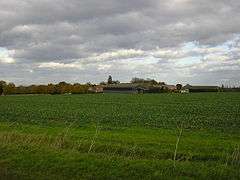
[0,93,240,179]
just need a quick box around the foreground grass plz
[0,122,239,179]
[0,93,240,179]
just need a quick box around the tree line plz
[100,76,166,86]
[1,77,239,95]
[0,81,91,95]
[0,77,181,95]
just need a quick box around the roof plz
[104,83,137,88]
[183,84,219,90]
[103,83,162,90]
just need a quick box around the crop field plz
[0,93,240,179]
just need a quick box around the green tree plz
[107,75,113,84]
[100,81,107,85]
[0,81,7,95]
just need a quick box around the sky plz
[0,0,240,86]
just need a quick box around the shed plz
[103,83,149,94]
[183,84,219,92]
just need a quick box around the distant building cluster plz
[1,76,240,95]
[88,76,234,94]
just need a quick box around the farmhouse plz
[183,84,220,92]
[163,85,177,91]
[88,86,103,93]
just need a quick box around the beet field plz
[0,93,240,179]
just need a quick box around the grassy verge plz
[0,122,239,179]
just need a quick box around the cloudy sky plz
[0,0,240,86]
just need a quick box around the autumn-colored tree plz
[47,84,57,94]
[0,80,95,95]
[4,83,16,95]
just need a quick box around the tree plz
[176,84,183,90]
[158,82,166,85]
[0,84,3,95]
[149,79,158,85]
[4,82,16,95]
[131,77,145,83]
[86,82,92,86]
[47,84,56,94]
[100,81,107,85]
[0,81,7,95]
[113,80,120,84]
[131,77,160,85]
[57,82,70,94]
[107,75,113,84]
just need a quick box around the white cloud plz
[0,0,240,85]
[37,49,145,70]
[89,49,145,62]
[97,64,112,70]
[0,48,15,63]
[38,62,83,69]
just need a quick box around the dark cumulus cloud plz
[0,0,240,85]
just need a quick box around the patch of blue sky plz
[0,47,7,56]
[182,41,199,50]
[0,47,6,52]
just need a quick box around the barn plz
[183,84,220,92]
[103,83,149,94]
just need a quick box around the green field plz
[0,93,240,179]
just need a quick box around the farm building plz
[180,89,189,93]
[88,86,103,93]
[183,84,220,92]
[163,85,177,91]
[103,83,148,93]
[102,83,173,93]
